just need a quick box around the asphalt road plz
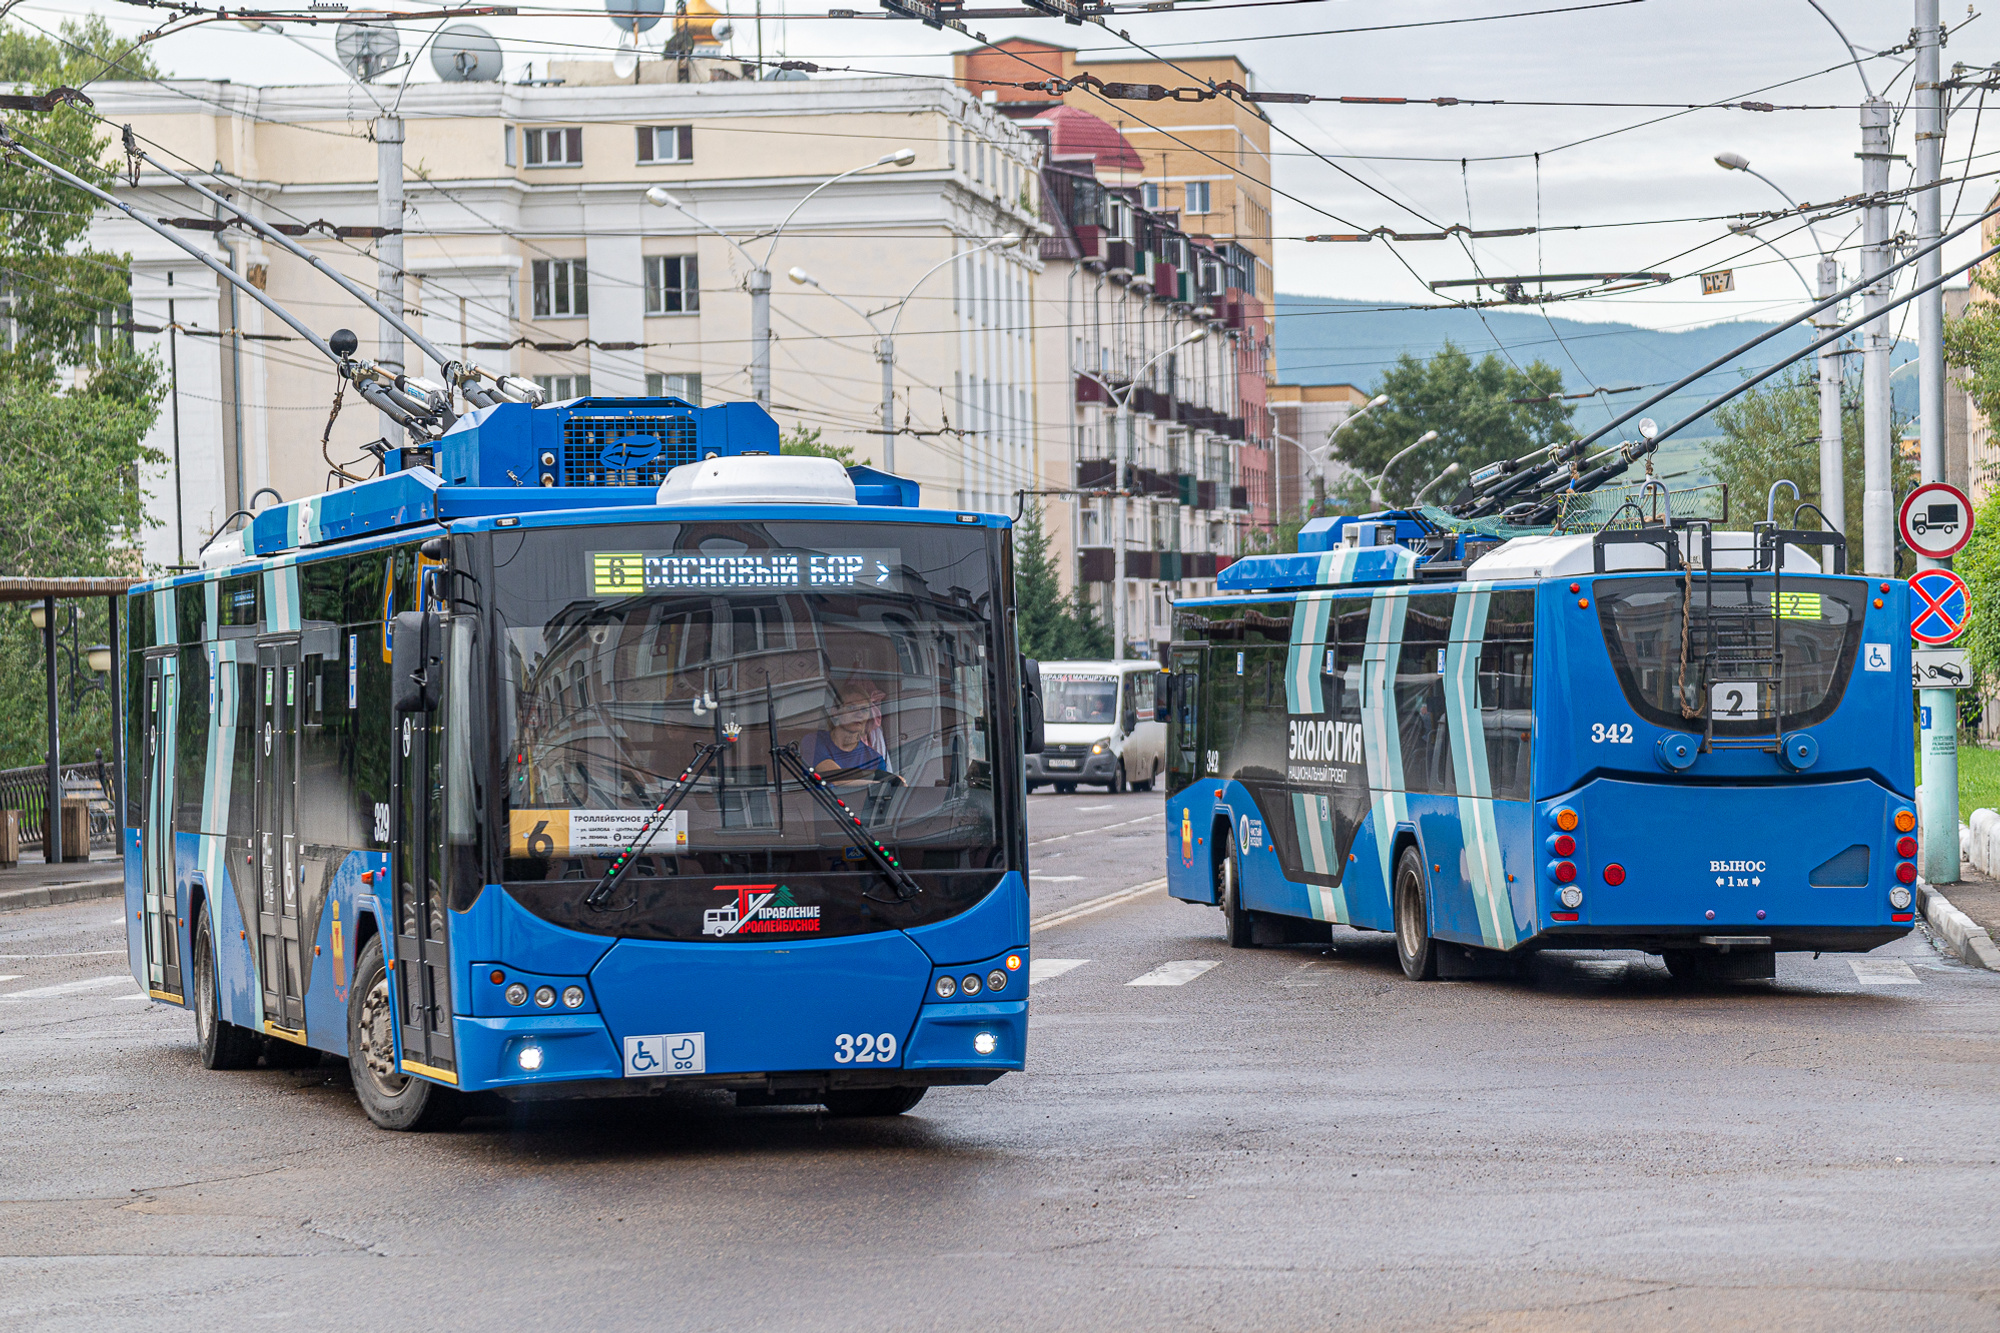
[4,790,1999,1331]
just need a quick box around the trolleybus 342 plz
[1165,506,1916,982]
[125,395,1043,1129]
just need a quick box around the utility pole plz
[1914,0,1959,883]
[1112,397,1130,662]
[877,335,895,472]
[376,116,405,443]
[748,267,771,406]
[1817,256,1845,574]
[1859,97,1897,579]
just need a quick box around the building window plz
[96,301,134,352]
[504,124,516,166]
[636,125,693,164]
[645,371,702,404]
[531,259,589,318]
[534,374,591,400]
[1142,182,1162,211]
[1184,181,1210,215]
[643,254,699,314]
[523,126,583,167]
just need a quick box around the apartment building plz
[1269,382,1369,514]
[86,62,1042,566]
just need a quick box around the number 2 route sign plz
[1909,567,1971,646]
[1899,481,1976,559]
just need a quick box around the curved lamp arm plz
[646,186,760,272]
[761,149,915,270]
[882,233,1023,341]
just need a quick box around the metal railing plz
[0,757,119,853]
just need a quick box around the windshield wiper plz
[584,739,729,910]
[770,743,923,903]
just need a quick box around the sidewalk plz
[0,851,124,915]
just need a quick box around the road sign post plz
[1906,563,1971,884]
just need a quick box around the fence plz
[0,758,119,854]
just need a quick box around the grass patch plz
[1919,737,2000,821]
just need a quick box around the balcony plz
[1075,458,1116,491]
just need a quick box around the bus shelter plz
[0,577,140,864]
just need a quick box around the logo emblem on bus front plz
[600,434,665,470]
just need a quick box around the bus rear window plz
[1594,576,1865,734]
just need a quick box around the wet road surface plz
[3,789,1997,1330]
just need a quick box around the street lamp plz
[787,230,1025,473]
[1412,461,1461,505]
[1078,326,1209,660]
[1368,430,1438,506]
[1271,392,1388,509]
[647,148,917,408]
[1715,150,1844,571]
[28,603,109,713]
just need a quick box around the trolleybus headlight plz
[1895,862,1918,885]
[533,985,557,1008]
[1897,836,1918,858]
[562,985,585,1009]
[1553,808,1579,832]
[517,1043,544,1072]
[505,983,529,1006]
[987,969,1007,992]
[961,973,982,996]
[1550,860,1577,884]
[1558,885,1584,909]
[1547,833,1576,857]
[935,975,958,999]
[973,1031,998,1055]
[1889,885,1913,910]
[1894,809,1917,833]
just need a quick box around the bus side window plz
[1399,594,1456,796]
[1480,591,1535,801]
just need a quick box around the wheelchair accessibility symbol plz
[624,1031,705,1078]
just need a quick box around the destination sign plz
[589,549,901,596]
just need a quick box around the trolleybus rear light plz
[1005,954,1021,971]
[1558,885,1584,909]
[505,983,528,1006]
[1603,863,1626,886]
[1897,836,1918,858]
[533,985,557,1008]
[1892,913,1914,922]
[935,975,957,999]
[1889,885,1913,910]
[1547,833,1575,856]
[1553,808,1579,832]
[1550,911,1580,921]
[1894,809,1917,833]
[489,969,505,984]
[1895,862,1918,885]
[1550,860,1576,883]
[987,969,1007,992]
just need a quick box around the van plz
[1026,660,1168,793]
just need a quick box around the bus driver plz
[805,691,887,780]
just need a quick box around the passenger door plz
[1168,647,1204,793]
[139,651,182,1001]
[390,615,455,1081]
[254,639,306,1034]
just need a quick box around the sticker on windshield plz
[624,1032,704,1078]
[1863,642,1892,672]
[508,808,686,858]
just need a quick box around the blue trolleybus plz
[1165,508,1917,982]
[125,396,1038,1128]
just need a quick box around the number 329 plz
[834,1032,898,1064]
[1590,723,1633,744]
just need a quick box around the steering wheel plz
[823,765,906,787]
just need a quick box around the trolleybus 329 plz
[1165,506,1916,982]
[125,394,1043,1128]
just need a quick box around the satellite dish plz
[334,21,400,82]
[431,24,502,82]
[606,0,665,35]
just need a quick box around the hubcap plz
[356,973,407,1095]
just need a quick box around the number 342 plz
[833,1032,899,1064]
[1590,722,1634,744]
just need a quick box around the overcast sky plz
[9,0,1987,334]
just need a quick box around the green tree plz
[1706,369,1910,539]
[780,422,865,467]
[1330,342,1576,507]
[1013,505,1111,659]
[1956,487,2000,702]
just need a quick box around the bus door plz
[390,617,454,1080]
[1169,646,1204,787]
[140,649,183,1001]
[254,639,307,1034]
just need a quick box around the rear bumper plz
[1525,924,1911,954]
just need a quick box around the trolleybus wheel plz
[823,1086,927,1117]
[1394,847,1438,981]
[346,937,464,1131]
[1054,782,1076,794]
[192,903,261,1071]
[1218,828,1255,949]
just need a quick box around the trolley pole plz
[1913,0,1960,883]
[376,116,406,442]
[1859,97,1897,580]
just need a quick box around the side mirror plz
[391,609,441,714]
[1155,671,1170,723]
[1021,655,1045,755]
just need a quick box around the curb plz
[1916,881,2000,971]
[0,875,124,916]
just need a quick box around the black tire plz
[1661,949,1701,982]
[1394,846,1438,981]
[1218,828,1254,949]
[192,903,261,1070]
[1054,782,1076,794]
[1133,760,1158,793]
[1111,761,1128,794]
[347,936,463,1131]
[823,1086,927,1117]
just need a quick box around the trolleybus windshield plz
[490,519,1002,900]
[1594,575,1865,734]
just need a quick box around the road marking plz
[1030,813,1162,847]
[0,950,127,959]
[0,975,135,1002]
[1030,958,1090,986]
[1073,805,1113,812]
[0,975,20,983]
[1030,878,1167,933]
[1036,875,1084,882]
[1849,958,1920,985]
[1127,960,1219,987]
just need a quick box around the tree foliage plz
[1945,266,2000,494]
[1706,369,1909,540]
[1330,342,1577,506]
[779,421,864,467]
[1013,506,1111,659]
